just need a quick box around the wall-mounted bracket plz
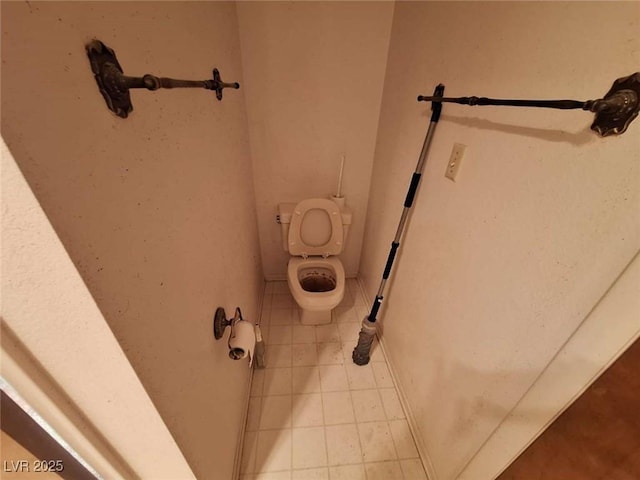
[213,307,243,340]
[417,72,640,137]
[86,40,240,119]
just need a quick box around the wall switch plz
[445,143,466,182]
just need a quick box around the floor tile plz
[292,467,329,479]
[241,431,258,473]
[369,338,386,363]
[272,294,295,309]
[379,388,405,420]
[261,304,272,326]
[293,325,317,344]
[272,281,289,294]
[357,422,396,462]
[333,306,359,323]
[260,395,292,430]
[256,429,292,472]
[319,365,349,392]
[337,290,351,307]
[325,424,363,465]
[328,464,366,480]
[252,368,266,396]
[389,419,419,458]
[266,345,292,368]
[316,342,343,365]
[353,294,368,306]
[292,393,324,427]
[264,368,292,396]
[245,280,425,479]
[322,391,355,425]
[344,363,377,390]
[354,305,369,320]
[351,389,386,423]
[247,396,262,431]
[337,322,361,342]
[400,459,428,479]
[271,308,296,326]
[260,326,271,345]
[340,342,356,362]
[268,325,293,345]
[292,344,319,366]
[364,461,403,480]
[292,366,321,394]
[253,472,292,480]
[351,290,366,307]
[371,362,394,388]
[315,324,340,343]
[292,426,327,469]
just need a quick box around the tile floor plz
[240,279,427,480]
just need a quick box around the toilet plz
[278,198,352,325]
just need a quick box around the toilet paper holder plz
[213,306,243,340]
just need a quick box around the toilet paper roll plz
[228,320,256,366]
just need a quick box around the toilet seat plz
[288,198,344,257]
[288,257,345,311]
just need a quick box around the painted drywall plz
[1,2,263,479]
[2,139,193,479]
[459,251,640,479]
[237,1,394,279]
[359,2,640,479]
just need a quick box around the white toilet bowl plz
[287,256,345,325]
[278,198,352,326]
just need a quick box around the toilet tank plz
[278,200,352,253]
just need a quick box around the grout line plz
[247,280,423,478]
[356,277,435,480]
[234,279,268,480]
[319,371,331,477]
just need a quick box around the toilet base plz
[299,307,332,325]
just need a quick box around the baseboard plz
[356,277,439,480]
[264,274,287,282]
[232,279,267,480]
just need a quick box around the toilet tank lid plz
[278,201,352,224]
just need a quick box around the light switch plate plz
[445,143,466,181]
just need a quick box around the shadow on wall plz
[440,115,595,146]
[416,351,602,478]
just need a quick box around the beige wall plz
[1,2,263,479]
[359,2,639,480]
[237,1,394,279]
[2,136,193,479]
[459,251,640,479]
